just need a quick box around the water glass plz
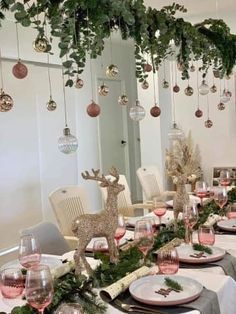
[114,214,126,247]
[0,268,24,299]
[157,247,179,275]
[19,234,41,269]
[227,203,236,219]
[198,225,215,246]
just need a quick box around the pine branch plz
[192,243,213,254]
[164,277,183,291]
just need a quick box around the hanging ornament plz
[168,123,184,140]
[106,64,119,78]
[75,77,84,89]
[225,75,231,80]
[210,84,217,93]
[150,103,161,117]
[190,64,196,72]
[118,95,128,106]
[198,79,209,95]
[195,108,203,118]
[220,89,230,103]
[141,80,149,90]
[87,101,101,117]
[0,89,14,112]
[217,102,225,111]
[204,119,213,128]
[98,84,109,96]
[12,60,28,79]
[143,63,152,72]
[173,84,180,93]
[184,85,194,96]
[213,70,220,79]
[46,96,57,111]
[58,127,78,154]
[177,62,185,72]
[33,35,51,53]
[225,90,232,98]
[162,80,169,89]
[129,100,146,121]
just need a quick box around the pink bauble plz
[143,63,152,72]
[150,106,161,117]
[195,109,203,118]
[87,101,101,117]
[12,61,28,79]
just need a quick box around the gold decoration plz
[75,77,84,89]
[106,64,119,78]
[190,64,196,72]
[33,35,51,53]
[47,96,57,111]
[72,167,125,274]
[184,85,194,96]
[210,84,217,93]
[173,84,180,93]
[141,80,149,90]
[204,119,213,128]
[162,80,169,89]
[0,88,14,112]
[118,95,128,106]
[217,102,225,111]
[98,84,109,96]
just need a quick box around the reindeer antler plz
[81,169,108,187]
[109,166,119,183]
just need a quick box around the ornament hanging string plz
[87,9,95,100]
[47,54,52,98]
[152,68,157,104]
[196,61,200,110]
[207,94,210,119]
[171,61,176,123]
[15,23,20,60]
[61,66,68,127]
[0,49,4,89]
[109,21,113,65]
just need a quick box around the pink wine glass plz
[227,204,236,219]
[198,225,215,246]
[19,234,41,269]
[25,265,53,314]
[114,214,126,247]
[195,181,208,206]
[157,247,179,275]
[134,220,154,265]
[153,199,167,225]
[0,268,24,299]
[219,170,231,187]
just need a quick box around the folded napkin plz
[51,260,75,279]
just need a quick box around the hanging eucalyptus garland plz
[0,0,236,86]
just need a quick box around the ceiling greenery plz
[0,0,236,86]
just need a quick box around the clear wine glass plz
[25,265,53,314]
[213,187,228,209]
[0,268,24,299]
[157,247,179,275]
[183,203,199,244]
[19,234,41,269]
[153,199,167,225]
[143,217,157,234]
[195,181,208,206]
[219,170,231,187]
[114,214,126,247]
[134,220,154,265]
[198,225,215,246]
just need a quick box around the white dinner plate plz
[217,219,236,232]
[129,274,203,306]
[176,244,225,264]
[0,254,62,271]
[86,237,127,252]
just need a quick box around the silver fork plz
[114,299,166,314]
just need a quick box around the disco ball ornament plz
[87,101,101,117]
[195,109,203,118]
[129,100,146,121]
[106,64,119,78]
[184,85,194,96]
[173,84,180,93]
[198,80,209,95]
[220,90,230,103]
[210,84,217,93]
[58,127,78,154]
[33,35,51,53]
[12,60,28,79]
[46,97,57,111]
[213,70,220,78]
[162,80,169,89]
[75,77,84,89]
[118,95,129,106]
[190,64,196,72]
[98,84,109,96]
[217,102,225,111]
[143,63,152,72]
[177,62,185,72]
[141,80,149,90]
[205,119,213,128]
[0,89,14,112]
[150,104,161,117]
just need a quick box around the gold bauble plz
[118,95,129,106]
[177,62,185,71]
[33,36,50,53]
[75,78,84,89]
[184,85,194,96]
[47,98,57,111]
[162,80,169,89]
[190,64,196,72]
[204,119,213,128]
[106,64,119,78]
[141,80,149,90]
[210,84,217,93]
[217,102,225,111]
[98,84,109,96]
[0,89,14,112]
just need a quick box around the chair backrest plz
[20,222,70,255]
[49,186,91,236]
[136,166,164,201]
[100,174,135,217]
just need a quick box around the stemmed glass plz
[198,225,215,246]
[227,204,236,219]
[183,203,198,244]
[25,265,54,314]
[219,170,231,187]
[0,268,24,299]
[19,234,41,269]
[153,199,167,225]
[157,247,179,275]
[195,181,208,206]
[114,214,126,247]
[134,220,154,265]
[213,187,228,209]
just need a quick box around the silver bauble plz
[141,80,149,90]
[220,89,230,103]
[129,100,146,121]
[162,80,169,89]
[205,119,213,128]
[210,84,217,93]
[198,80,209,95]
[118,95,129,106]
[98,84,109,96]
[184,85,194,96]
[217,102,225,111]
[47,97,57,111]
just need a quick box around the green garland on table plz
[227,187,236,203]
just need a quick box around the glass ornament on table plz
[157,247,179,275]
[18,234,41,269]
[0,268,24,299]
[195,181,208,206]
[114,214,126,247]
[198,225,215,246]
[213,187,228,210]
[183,203,199,244]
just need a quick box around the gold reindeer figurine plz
[72,167,125,274]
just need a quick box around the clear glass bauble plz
[46,97,57,111]
[210,84,217,93]
[98,84,109,96]
[58,128,78,154]
[184,85,194,96]
[12,60,28,79]
[106,64,119,78]
[129,100,146,121]
[220,90,230,103]
[204,119,213,128]
[118,95,128,105]
[168,123,184,140]
[198,80,209,95]
[0,89,14,112]
[75,78,84,89]
[217,102,225,111]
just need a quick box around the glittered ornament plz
[143,63,152,72]
[106,64,119,78]
[177,62,185,71]
[129,100,146,121]
[225,75,231,80]
[33,35,51,53]
[47,97,57,111]
[87,101,101,117]
[205,119,213,128]
[195,109,203,118]
[12,60,28,79]
[210,84,217,93]
[0,89,14,112]
[213,70,220,78]
[220,89,230,103]
[190,64,196,72]
[75,77,84,89]
[118,95,128,106]
[162,80,169,89]
[217,102,225,111]
[150,104,161,117]
[184,85,194,96]
[173,84,180,93]
[141,80,149,90]
[98,84,109,96]
[225,90,232,98]
[198,80,209,95]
